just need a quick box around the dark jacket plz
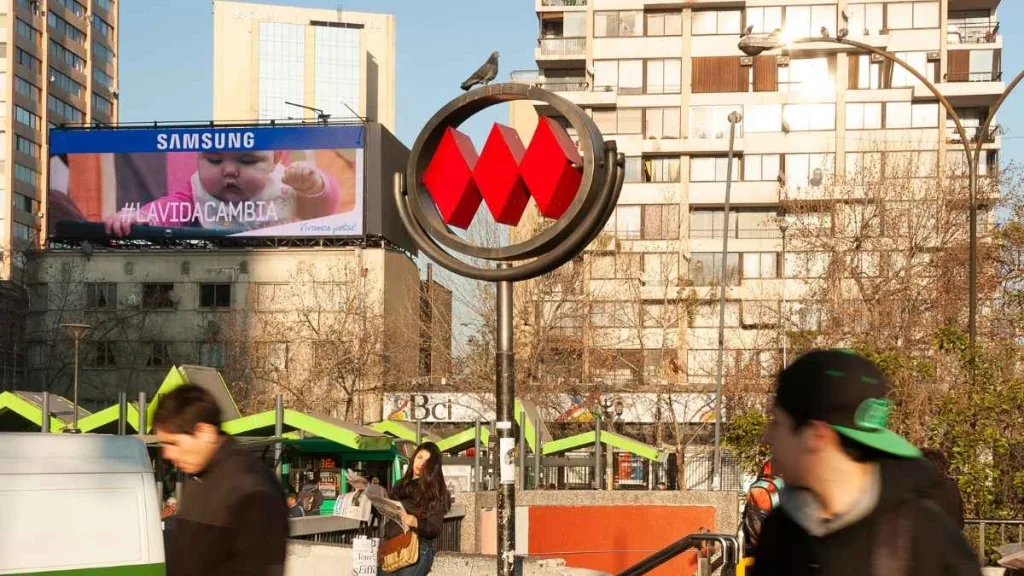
[929,476,966,529]
[383,481,448,547]
[167,437,288,576]
[753,458,980,576]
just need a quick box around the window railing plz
[946,125,997,144]
[541,0,587,6]
[690,227,782,240]
[945,70,1002,83]
[947,22,999,45]
[538,79,590,92]
[538,37,586,56]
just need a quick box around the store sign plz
[384,393,495,423]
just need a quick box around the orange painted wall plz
[526,505,716,576]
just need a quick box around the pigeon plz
[837,27,849,40]
[741,24,754,37]
[821,26,831,38]
[461,51,500,91]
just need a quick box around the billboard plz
[48,125,365,239]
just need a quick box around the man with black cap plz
[753,349,980,576]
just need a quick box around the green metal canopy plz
[542,429,669,463]
[371,420,442,444]
[0,391,87,432]
[77,403,142,434]
[223,409,393,452]
[436,425,492,453]
[145,365,241,431]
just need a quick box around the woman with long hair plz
[381,442,451,576]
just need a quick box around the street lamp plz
[739,34,1024,352]
[60,323,92,434]
[713,111,743,491]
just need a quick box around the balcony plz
[539,0,587,6]
[537,37,587,60]
[945,125,998,145]
[944,71,1002,83]
[947,22,1000,45]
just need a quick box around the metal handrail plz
[617,533,740,576]
[964,519,1024,565]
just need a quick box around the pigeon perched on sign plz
[461,51,500,91]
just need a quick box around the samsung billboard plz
[48,124,367,239]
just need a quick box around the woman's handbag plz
[378,530,419,573]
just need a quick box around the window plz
[262,343,288,370]
[48,95,84,123]
[778,57,832,94]
[785,253,830,279]
[885,102,938,128]
[14,106,41,130]
[92,93,113,115]
[784,154,833,188]
[146,343,170,369]
[16,19,40,44]
[85,283,117,309]
[744,154,781,182]
[845,152,883,182]
[16,48,42,73]
[782,104,836,131]
[93,67,114,88]
[743,253,779,279]
[595,11,643,37]
[15,135,40,159]
[947,150,998,177]
[200,284,232,309]
[14,193,37,214]
[14,77,41,101]
[256,283,289,310]
[744,105,782,133]
[313,24,361,124]
[885,151,937,178]
[642,157,681,183]
[690,253,740,286]
[690,157,740,183]
[691,209,780,239]
[48,12,86,45]
[593,60,643,94]
[15,164,39,187]
[692,10,741,35]
[847,3,884,36]
[745,7,782,34]
[50,68,85,98]
[888,2,939,30]
[643,302,679,327]
[50,40,86,72]
[851,55,883,89]
[891,52,935,87]
[967,49,996,81]
[783,5,837,38]
[846,103,883,129]
[591,253,642,279]
[92,40,115,62]
[95,0,112,10]
[143,283,175,309]
[946,107,987,142]
[13,223,36,243]
[645,59,681,94]
[56,0,87,17]
[690,209,735,239]
[742,302,779,328]
[201,343,225,369]
[87,342,117,368]
[591,108,642,135]
[690,106,744,140]
[645,11,682,36]
[603,205,642,238]
[641,205,680,240]
[644,107,681,139]
[642,254,680,284]
[92,15,113,38]
[786,301,825,331]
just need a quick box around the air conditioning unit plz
[870,53,884,63]
[777,56,791,66]
[740,56,754,66]
[180,261,190,276]
[927,51,940,61]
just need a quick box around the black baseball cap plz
[774,349,921,458]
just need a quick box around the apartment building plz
[0,0,118,386]
[512,0,1003,392]
[212,0,396,131]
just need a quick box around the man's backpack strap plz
[873,498,914,576]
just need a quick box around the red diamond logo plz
[519,117,583,220]
[422,127,482,229]
[473,125,529,226]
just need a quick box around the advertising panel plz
[48,124,364,239]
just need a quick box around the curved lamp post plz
[60,322,92,433]
[740,34,1024,350]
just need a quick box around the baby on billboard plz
[103,149,350,236]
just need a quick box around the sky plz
[120,0,1024,161]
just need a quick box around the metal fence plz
[964,519,1024,566]
[538,37,586,57]
[541,0,587,6]
[288,508,465,552]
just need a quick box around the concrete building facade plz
[511,0,1004,392]
[212,0,396,131]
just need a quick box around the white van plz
[0,433,165,575]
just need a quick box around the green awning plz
[436,425,491,453]
[223,409,393,452]
[371,420,442,444]
[542,430,668,463]
[515,399,552,452]
[0,391,87,432]
[145,365,241,432]
[77,403,142,434]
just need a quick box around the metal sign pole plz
[496,265,516,576]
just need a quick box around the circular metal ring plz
[406,83,607,262]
